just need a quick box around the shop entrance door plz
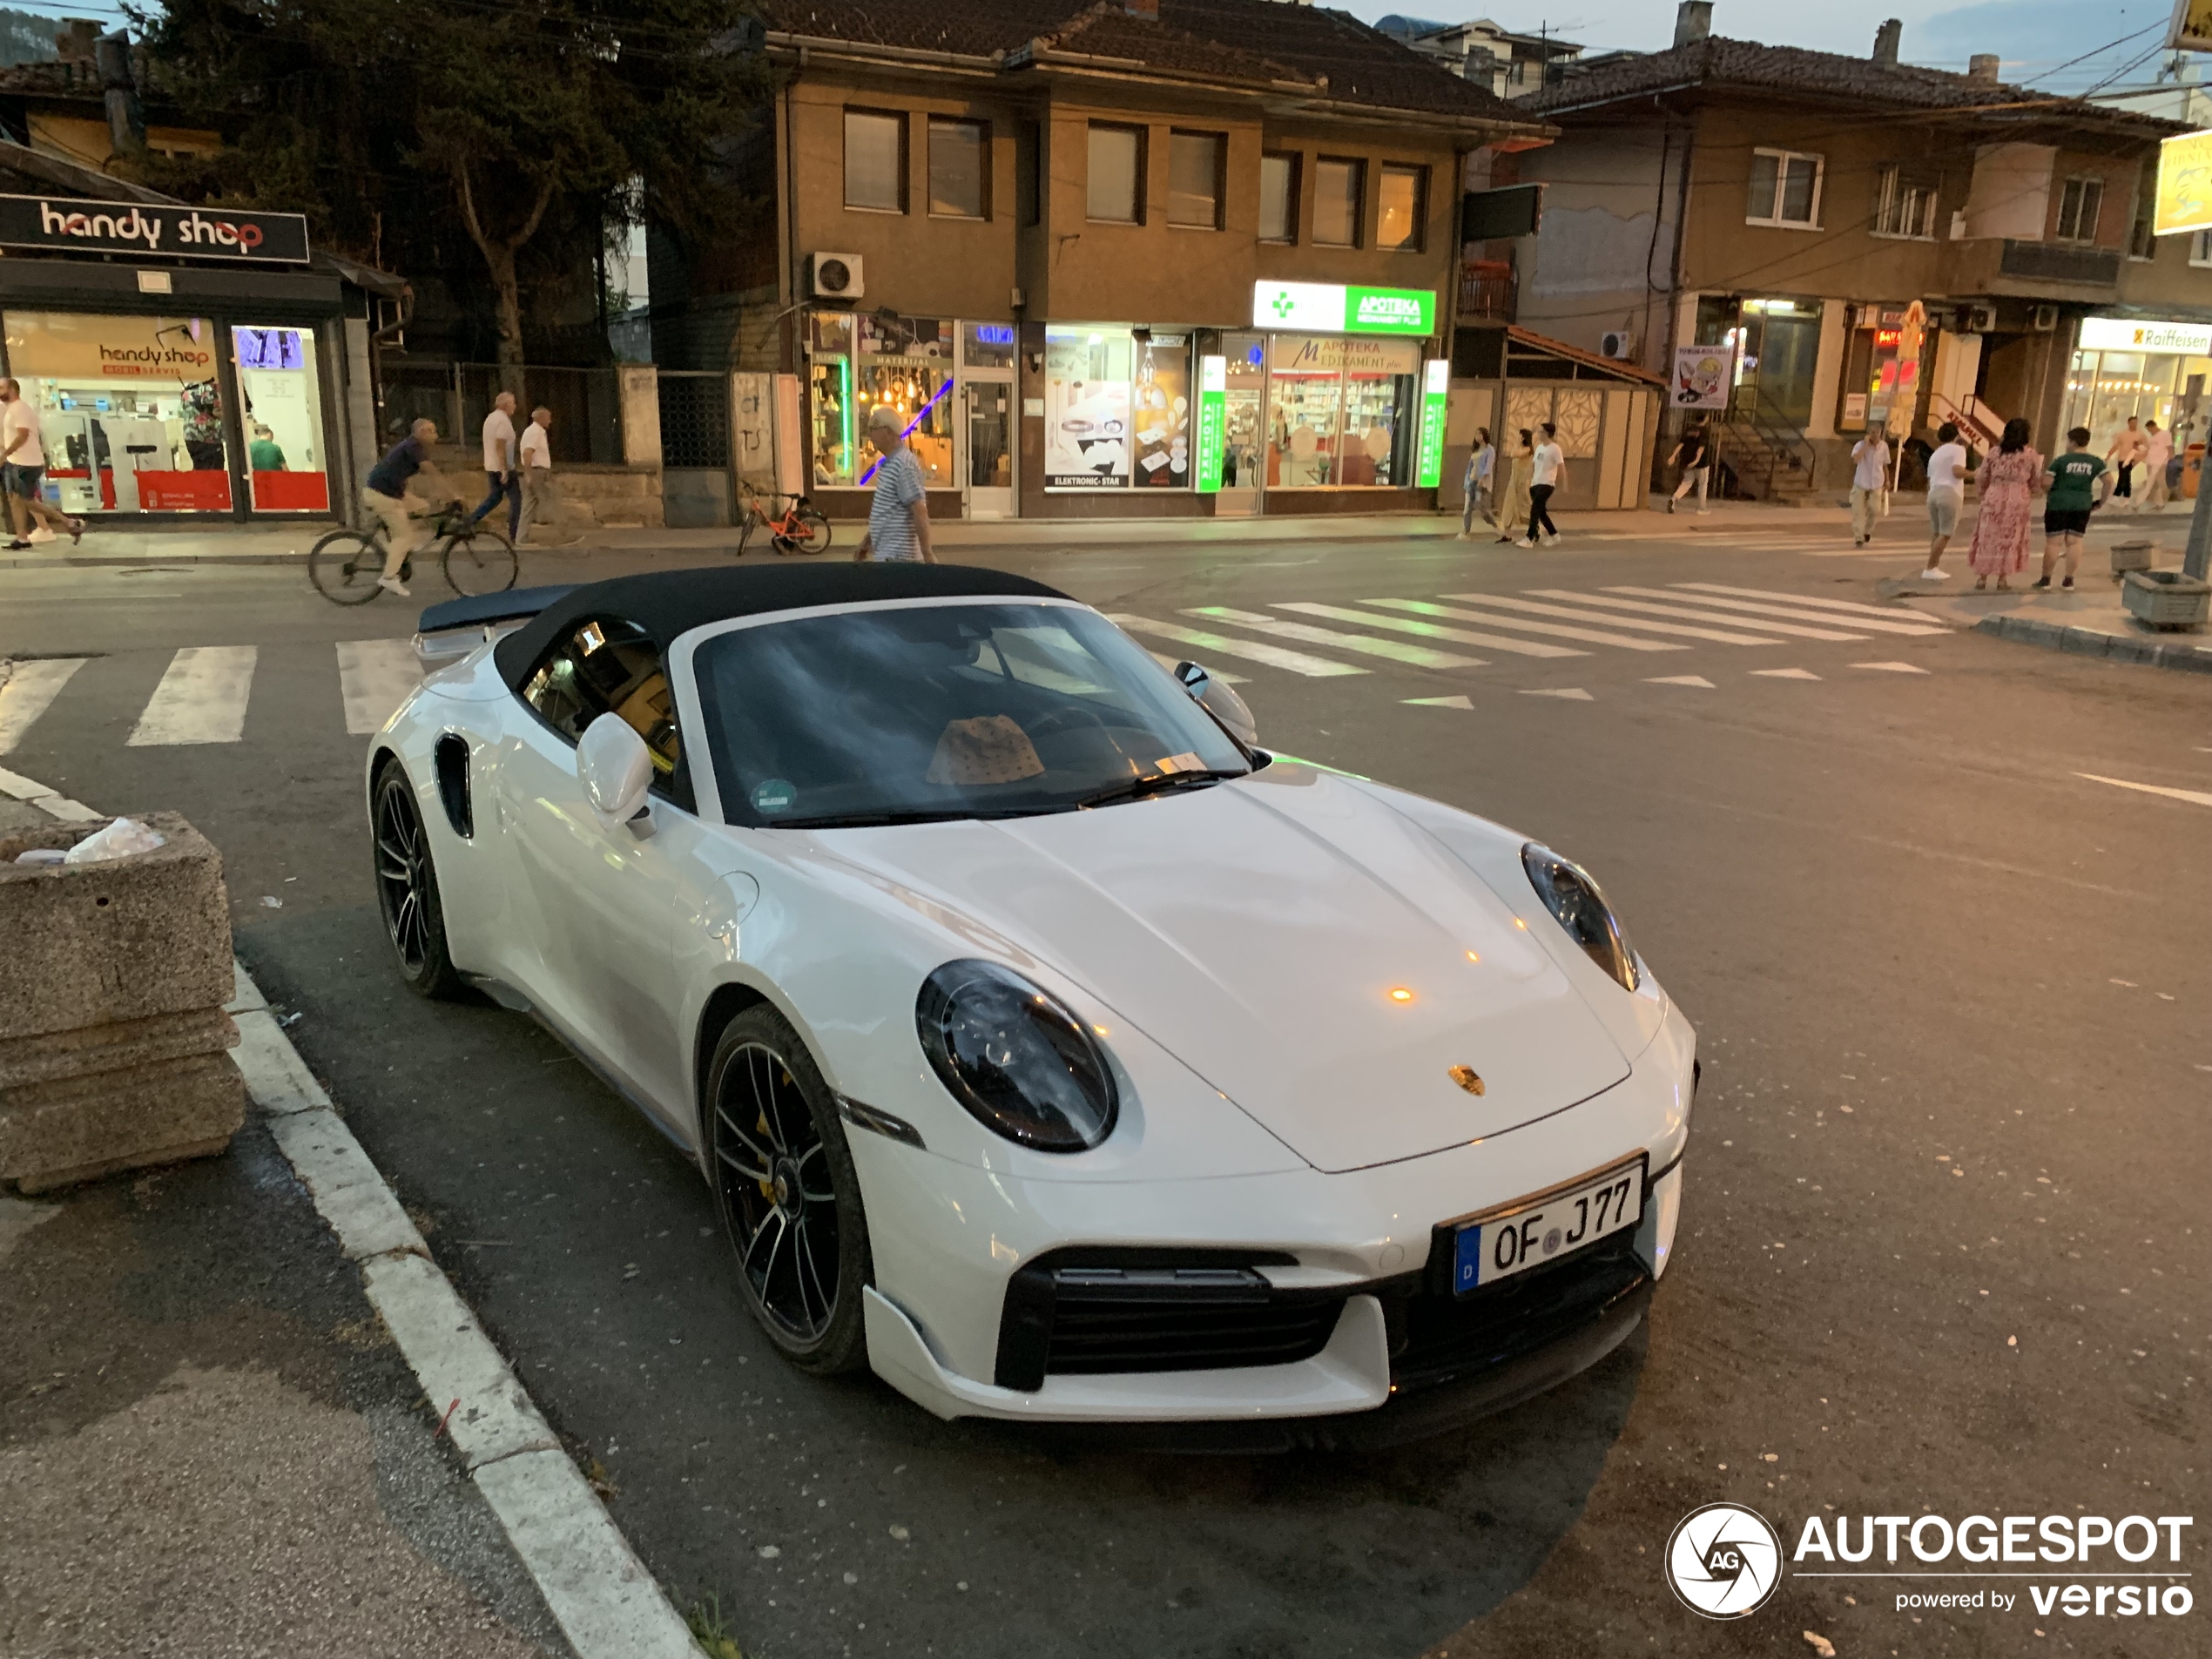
[961,374,1015,519]
[1217,331,1267,516]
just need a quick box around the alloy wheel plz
[374,781,430,973]
[713,1042,842,1343]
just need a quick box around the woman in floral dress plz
[1966,417,2038,590]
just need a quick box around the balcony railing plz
[1998,239,2121,288]
[1460,258,1516,322]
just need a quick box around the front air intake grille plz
[1385,1234,1648,1397]
[994,1249,1336,1392]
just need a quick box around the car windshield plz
[694,602,1251,828]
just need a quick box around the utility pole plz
[2186,442,2212,581]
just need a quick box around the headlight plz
[915,961,1118,1152]
[1521,843,1640,992]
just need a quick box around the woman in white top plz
[1921,422,1969,580]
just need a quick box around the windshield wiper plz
[769,807,1038,829]
[1069,768,1246,811]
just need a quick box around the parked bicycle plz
[308,500,519,605]
[736,480,833,556]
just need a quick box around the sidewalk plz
[1892,558,2212,675]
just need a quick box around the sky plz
[1345,0,2206,93]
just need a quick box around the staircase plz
[1928,393,2008,452]
[1710,403,1819,502]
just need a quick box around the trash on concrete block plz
[61,817,166,865]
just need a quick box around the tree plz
[130,0,763,369]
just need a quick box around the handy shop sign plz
[1252,281,1436,337]
[0,194,311,264]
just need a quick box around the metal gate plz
[658,370,731,527]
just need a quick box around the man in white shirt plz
[471,390,521,541]
[2142,419,2175,509]
[516,406,556,544]
[1521,421,1564,548]
[1850,431,1890,547]
[0,377,83,549]
[1920,422,1969,580]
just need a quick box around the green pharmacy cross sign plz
[1251,281,1436,337]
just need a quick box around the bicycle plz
[736,480,833,557]
[308,500,520,605]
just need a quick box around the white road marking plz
[1108,614,1368,678]
[1521,687,1594,701]
[0,764,54,799]
[1185,607,1484,670]
[2076,772,2212,808]
[1608,585,1946,636]
[336,639,422,737]
[1147,651,1245,684]
[1852,661,1931,674]
[1646,675,1716,688]
[1751,668,1823,680]
[1441,592,1788,645]
[1673,581,1941,620]
[1273,601,1584,658]
[1404,694,1474,709]
[0,658,86,753]
[1524,590,1869,642]
[127,645,258,746]
[1362,597,1686,651]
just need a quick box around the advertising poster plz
[1044,331,1132,489]
[1671,343,1735,409]
[1131,335,1190,489]
[1415,360,1450,488]
[1194,355,1226,493]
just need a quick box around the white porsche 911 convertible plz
[370,564,1695,1447]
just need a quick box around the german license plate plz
[1451,1156,1647,1293]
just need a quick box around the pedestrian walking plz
[2105,415,2142,498]
[1849,430,1889,547]
[1525,421,1564,547]
[1965,417,2039,591]
[471,390,522,541]
[2141,419,2174,509]
[1459,428,1494,538]
[516,406,556,544]
[853,405,934,563]
[0,377,84,549]
[362,417,439,597]
[1494,429,1533,545]
[1920,421,1969,581]
[1666,422,1710,514]
[2034,426,2107,592]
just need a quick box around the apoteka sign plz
[1250,280,1436,336]
[0,194,311,264]
[1665,1503,1784,1619]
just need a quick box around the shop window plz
[234,325,329,512]
[2055,175,2103,244]
[1044,327,1190,489]
[1377,164,1426,253]
[1872,166,1938,240]
[3,311,233,514]
[1747,148,1822,228]
[928,118,988,219]
[961,321,1017,371]
[844,110,906,213]
[1168,132,1224,230]
[1314,158,1364,247]
[1259,152,1298,243]
[1088,125,1143,224]
[808,313,954,490]
[1264,334,1420,489]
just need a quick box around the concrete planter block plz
[0,1006,237,1091]
[2121,569,2210,631]
[2109,540,2155,577]
[0,812,233,1042]
[0,1053,246,1193]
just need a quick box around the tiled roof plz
[759,0,1526,123]
[1526,35,2177,131]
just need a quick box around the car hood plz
[818,763,1631,1173]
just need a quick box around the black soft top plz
[493,562,1072,690]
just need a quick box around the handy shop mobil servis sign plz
[1251,281,1437,337]
[0,194,310,264]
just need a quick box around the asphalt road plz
[3,520,2206,1658]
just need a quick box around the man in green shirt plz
[247,423,287,472]
[2037,427,2106,591]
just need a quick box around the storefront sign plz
[1414,360,1449,488]
[0,194,310,264]
[1671,344,1735,409]
[2155,129,2212,236]
[2078,315,2212,354]
[2173,0,2212,55]
[1251,281,1437,336]
[1194,355,1226,494]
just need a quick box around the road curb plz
[1973,612,2212,673]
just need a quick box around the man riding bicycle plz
[362,418,440,597]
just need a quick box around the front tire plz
[371,765,466,999]
[705,1006,873,1373]
[308,529,387,604]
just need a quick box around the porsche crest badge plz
[1447,1065,1486,1096]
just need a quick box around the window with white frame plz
[1872,165,1938,239]
[2055,175,2104,244]
[1746,148,1823,228]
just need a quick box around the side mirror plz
[1173,660,1258,750]
[577,711,654,833]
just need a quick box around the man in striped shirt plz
[854,404,934,563]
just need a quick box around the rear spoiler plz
[413,584,576,676]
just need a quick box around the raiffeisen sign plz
[1251,280,1436,336]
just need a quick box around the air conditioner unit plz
[2030,303,2059,333]
[1956,303,1997,334]
[1599,330,1635,360]
[807,252,864,300]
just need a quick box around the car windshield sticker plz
[1156,752,1204,774]
[751,778,797,813]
